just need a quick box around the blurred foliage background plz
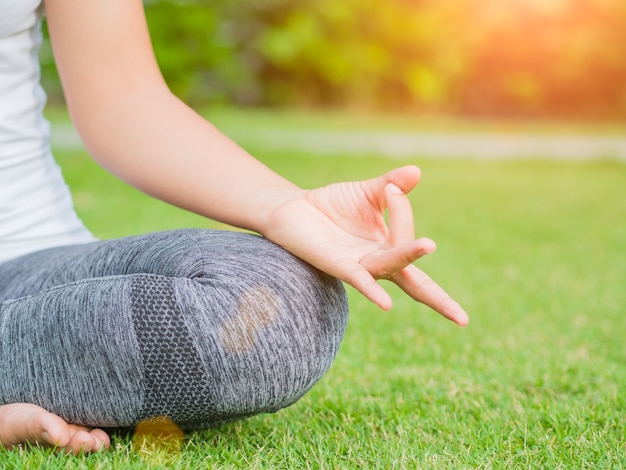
[41,0,626,120]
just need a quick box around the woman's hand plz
[262,165,469,327]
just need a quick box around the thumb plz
[382,165,422,194]
[360,166,422,212]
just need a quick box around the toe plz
[91,429,111,450]
[65,430,97,454]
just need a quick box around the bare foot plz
[0,403,110,454]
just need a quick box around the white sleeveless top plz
[0,0,95,263]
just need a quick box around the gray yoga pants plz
[0,229,348,430]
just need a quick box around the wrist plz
[254,186,306,238]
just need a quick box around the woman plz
[0,0,469,454]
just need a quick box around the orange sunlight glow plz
[505,0,571,16]
[423,0,626,117]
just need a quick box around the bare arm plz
[45,0,297,233]
[45,0,469,325]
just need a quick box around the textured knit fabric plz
[0,0,95,264]
[0,229,349,430]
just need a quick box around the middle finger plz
[385,183,415,247]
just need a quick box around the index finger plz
[393,265,470,327]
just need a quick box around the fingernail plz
[387,183,403,194]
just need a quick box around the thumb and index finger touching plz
[373,165,422,197]
[359,166,470,327]
[359,165,421,211]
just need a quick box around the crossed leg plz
[0,230,348,455]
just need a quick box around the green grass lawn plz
[1,121,625,468]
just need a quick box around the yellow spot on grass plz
[132,416,185,458]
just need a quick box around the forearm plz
[44,0,298,234]
[75,86,300,234]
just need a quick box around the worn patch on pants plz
[218,286,281,354]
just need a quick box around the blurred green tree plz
[40,0,626,119]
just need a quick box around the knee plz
[177,233,349,417]
[183,230,350,346]
[264,250,349,376]
[220,236,349,383]
[279,265,349,405]
[218,262,349,414]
